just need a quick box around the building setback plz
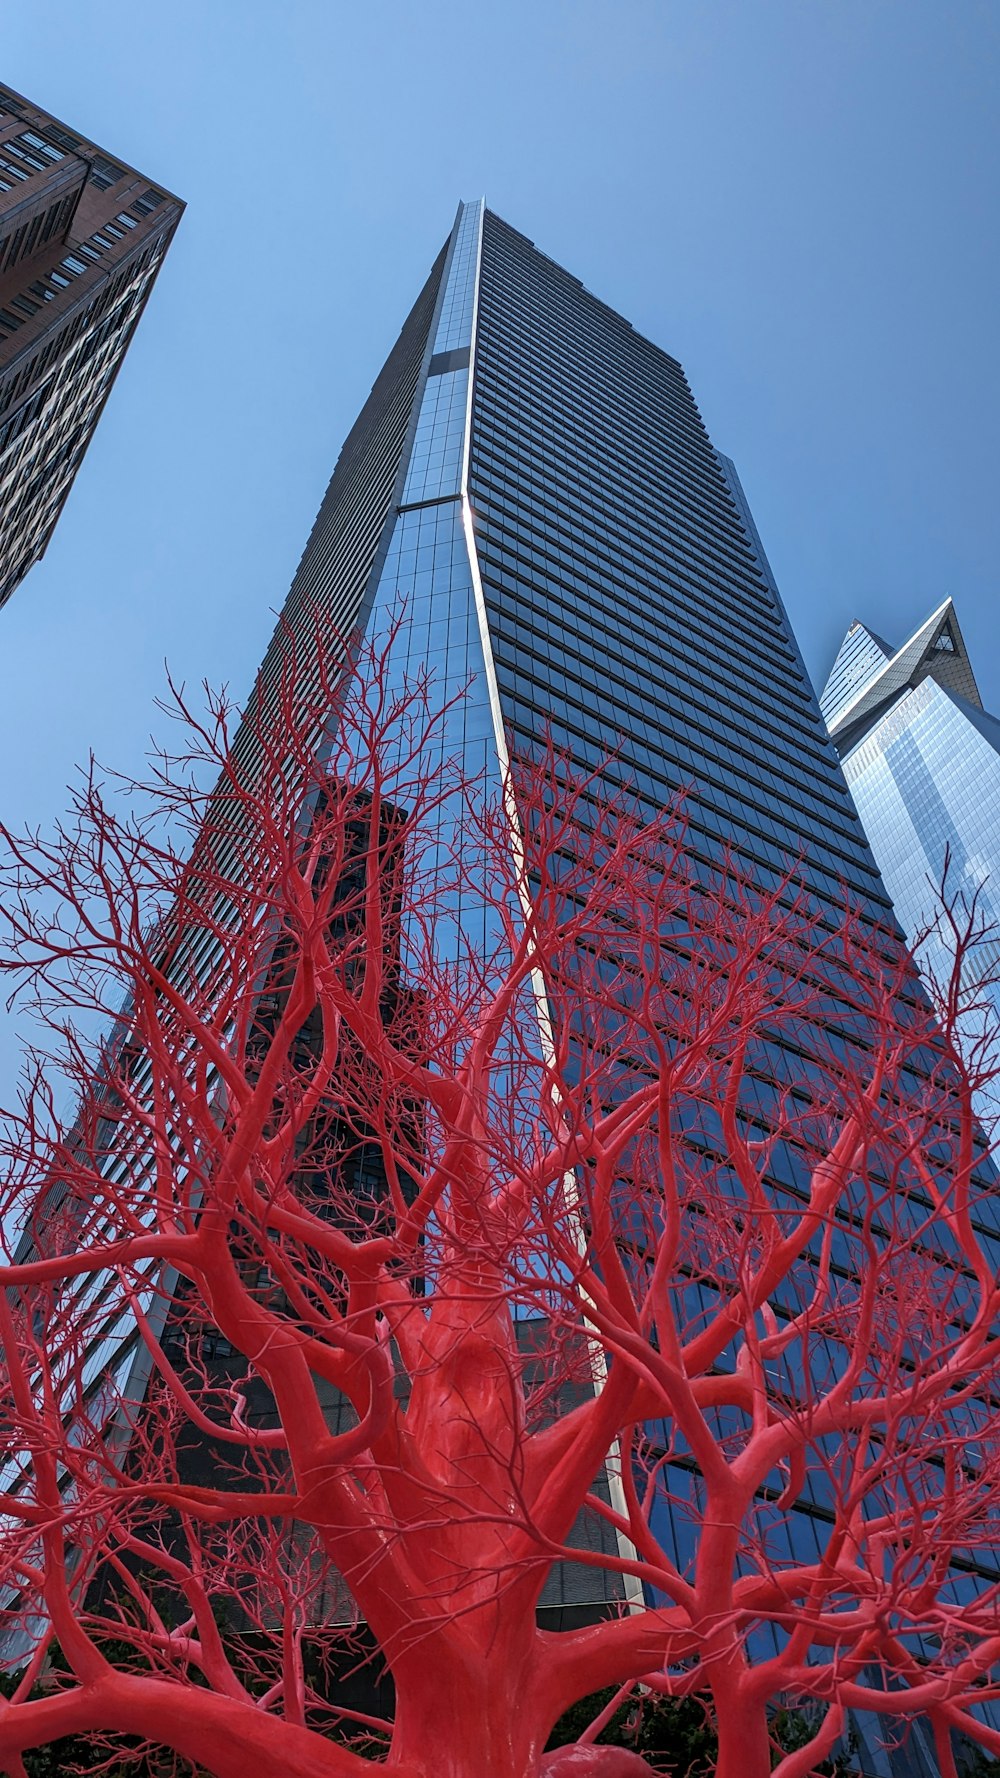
[821,600,1000,1124]
[0,81,182,610]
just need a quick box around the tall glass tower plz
[132,198,911,1625]
[821,600,1000,1124]
[283,202,978,1772]
[249,199,890,928]
[16,201,993,1774]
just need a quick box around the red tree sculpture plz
[0,634,998,1778]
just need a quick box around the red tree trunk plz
[388,1630,549,1778]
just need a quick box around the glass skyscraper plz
[303,202,988,1771]
[821,600,1000,1125]
[221,203,940,1767]
[14,199,994,1773]
[251,198,891,925]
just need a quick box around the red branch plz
[0,624,997,1778]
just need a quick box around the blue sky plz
[1,0,998,1087]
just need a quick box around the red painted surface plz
[0,634,996,1776]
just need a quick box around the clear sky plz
[1,0,998,1091]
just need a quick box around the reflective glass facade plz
[823,603,1000,1130]
[818,619,892,726]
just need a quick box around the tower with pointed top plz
[822,601,1000,1122]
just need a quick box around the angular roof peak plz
[819,620,893,727]
[823,598,983,752]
